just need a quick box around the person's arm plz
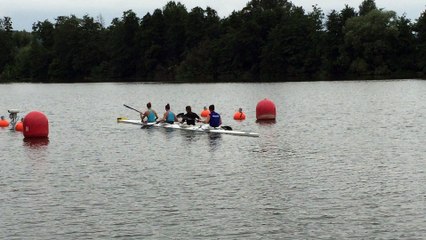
[154,110,158,120]
[140,111,147,122]
[203,115,210,124]
[194,113,201,120]
[161,112,167,122]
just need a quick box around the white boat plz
[117,118,260,137]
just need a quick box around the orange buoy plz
[256,98,276,121]
[15,121,24,131]
[23,111,49,138]
[200,107,210,118]
[0,116,9,127]
[233,108,246,120]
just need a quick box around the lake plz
[1,80,425,239]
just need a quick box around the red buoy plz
[23,111,49,138]
[256,98,276,121]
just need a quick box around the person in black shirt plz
[180,106,201,125]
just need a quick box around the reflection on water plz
[255,119,277,125]
[181,131,199,143]
[22,137,49,161]
[207,133,222,151]
[23,137,49,148]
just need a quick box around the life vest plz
[233,112,246,120]
[147,110,156,123]
[166,111,175,123]
[200,109,210,118]
[209,111,221,127]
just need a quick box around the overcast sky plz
[1,0,425,31]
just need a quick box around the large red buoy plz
[0,116,9,127]
[256,98,276,121]
[23,111,49,138]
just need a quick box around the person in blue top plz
[201,104,222,127]
[141,102,158,123]
[160,103,178,124]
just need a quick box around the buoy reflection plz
[23,137,50,148]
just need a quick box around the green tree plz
[73,15,106,79]
[162,1,188,69]
[392,15,416,74]
[32,20,55,49]
[215,0,296,80]
[48,15,83,80]
[359,0,377,16]
[324,5,356,76]
[107,10,141,78]
[415,10,426,73]
[0,17,14,79]
[343,9,399,76]
[185,7,220,51]
[140,9,166,79]
[260,6,323,80]
[30,20,55,80]
[176,39,216,81]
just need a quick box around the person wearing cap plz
[141,102,158,123]
[180,106,201,125]
[200,104,222,127]
[160,103,178,124]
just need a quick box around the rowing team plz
[141,102,222,127]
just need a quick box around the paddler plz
[200,106,210,118]
[180,106,201,125]
[141,102,158,123]
[160,103,178,124]
[233,107,246,120]
[200,104,222,127]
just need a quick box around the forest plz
[0,0,425,82]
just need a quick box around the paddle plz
[221,126,233,131]
[176,112,185,119]
[123,104,143,114]
[123,104,150,128]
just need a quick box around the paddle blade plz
[117,117,128,122]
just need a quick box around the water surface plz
[1,80,425,239]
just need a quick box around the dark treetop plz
[1,0,426,83]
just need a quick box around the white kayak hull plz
[117,119,259,137]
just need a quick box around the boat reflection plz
[207,133,222,152]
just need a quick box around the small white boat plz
[117,118,260,137]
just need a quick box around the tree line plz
[0,0,426,83]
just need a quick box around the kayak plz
[117,118,260,137]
